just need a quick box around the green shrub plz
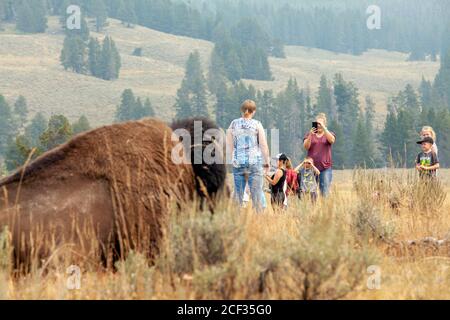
[156,201,378,299]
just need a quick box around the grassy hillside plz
[0,16,440,127]
[0,17,213,126]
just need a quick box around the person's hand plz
[316,119,325,129]
[309,127,317,136]
[420,165,429,171]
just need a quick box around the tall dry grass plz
[1,169,450,300]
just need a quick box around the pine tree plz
[333,73,360,138]
[88,37,101,77]
[60,35,87,74]
[0,0,13,21]
[330,119,346,169]
[364,95,378,166]
[115,89,136,122]
[105,0,123,17]
[382,107,417,168]
[213,29,243,82]
[174,51,209,119]
[4,135,33,171]
[111,38,122,78]
[432,108,450,167]
[381,109,399,167]
[25,112,47,147]
[174,84,192,120]
[89,0,108,32]
[0,94,14,155]
[296,89,307,139]
[403,84,421,120]
[316,74,333,115]
[115,90,155,121]
[16,0,47,33]
[118,0,137,27]
[214,80,229,129]
[224,47,243,82]
[352,117,371,168]
[352,98,378,169]
[64,14,90,42]
[39,115,73,151]
[16,1,34,33]
[275,78,302,160]
[13,95,28,131]
[433,49,450,108]
[72,115,91,134]
[304,86,315,125]
[143,98,155,118]
[98,36,121,80]
[257,89,276,130]
[419,76,433,109]
[0,0,6,21]
[396,109,418,167]
[208,48,227,95]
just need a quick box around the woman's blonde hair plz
[286,158,293,169]
[421,126,436,141]
[240,100,257,115]
[316,112,328,125]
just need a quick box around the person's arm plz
[316,119,335,144]
[323,127,336,144]
[226,124,234,164]
[422,163,440,171]
[311,164,321,176]
[265,169,283,186]
[257,122,270,167]
[294,162,304,172]
[415,154,421,171]
[303,129,315,150]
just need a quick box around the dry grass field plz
[0,17,440,127]
[1,168,450,300]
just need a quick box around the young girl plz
[265,153,288,210]
[285,158,299,197]
[295,157,321,201]
[420,126,438,155]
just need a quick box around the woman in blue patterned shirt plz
[226,100,270,212]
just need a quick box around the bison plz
[0,117,227,271]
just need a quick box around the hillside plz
[0,16,440,127]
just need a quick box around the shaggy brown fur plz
[0,118,226,270]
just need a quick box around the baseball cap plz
[274,153,288,161]
[416,137,434,145]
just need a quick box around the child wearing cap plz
[415,136,440,177]
[295,156,321,201]
[420,126,438,156]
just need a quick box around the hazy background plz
[0,0,449,171]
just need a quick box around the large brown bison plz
[0,117,227,271]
